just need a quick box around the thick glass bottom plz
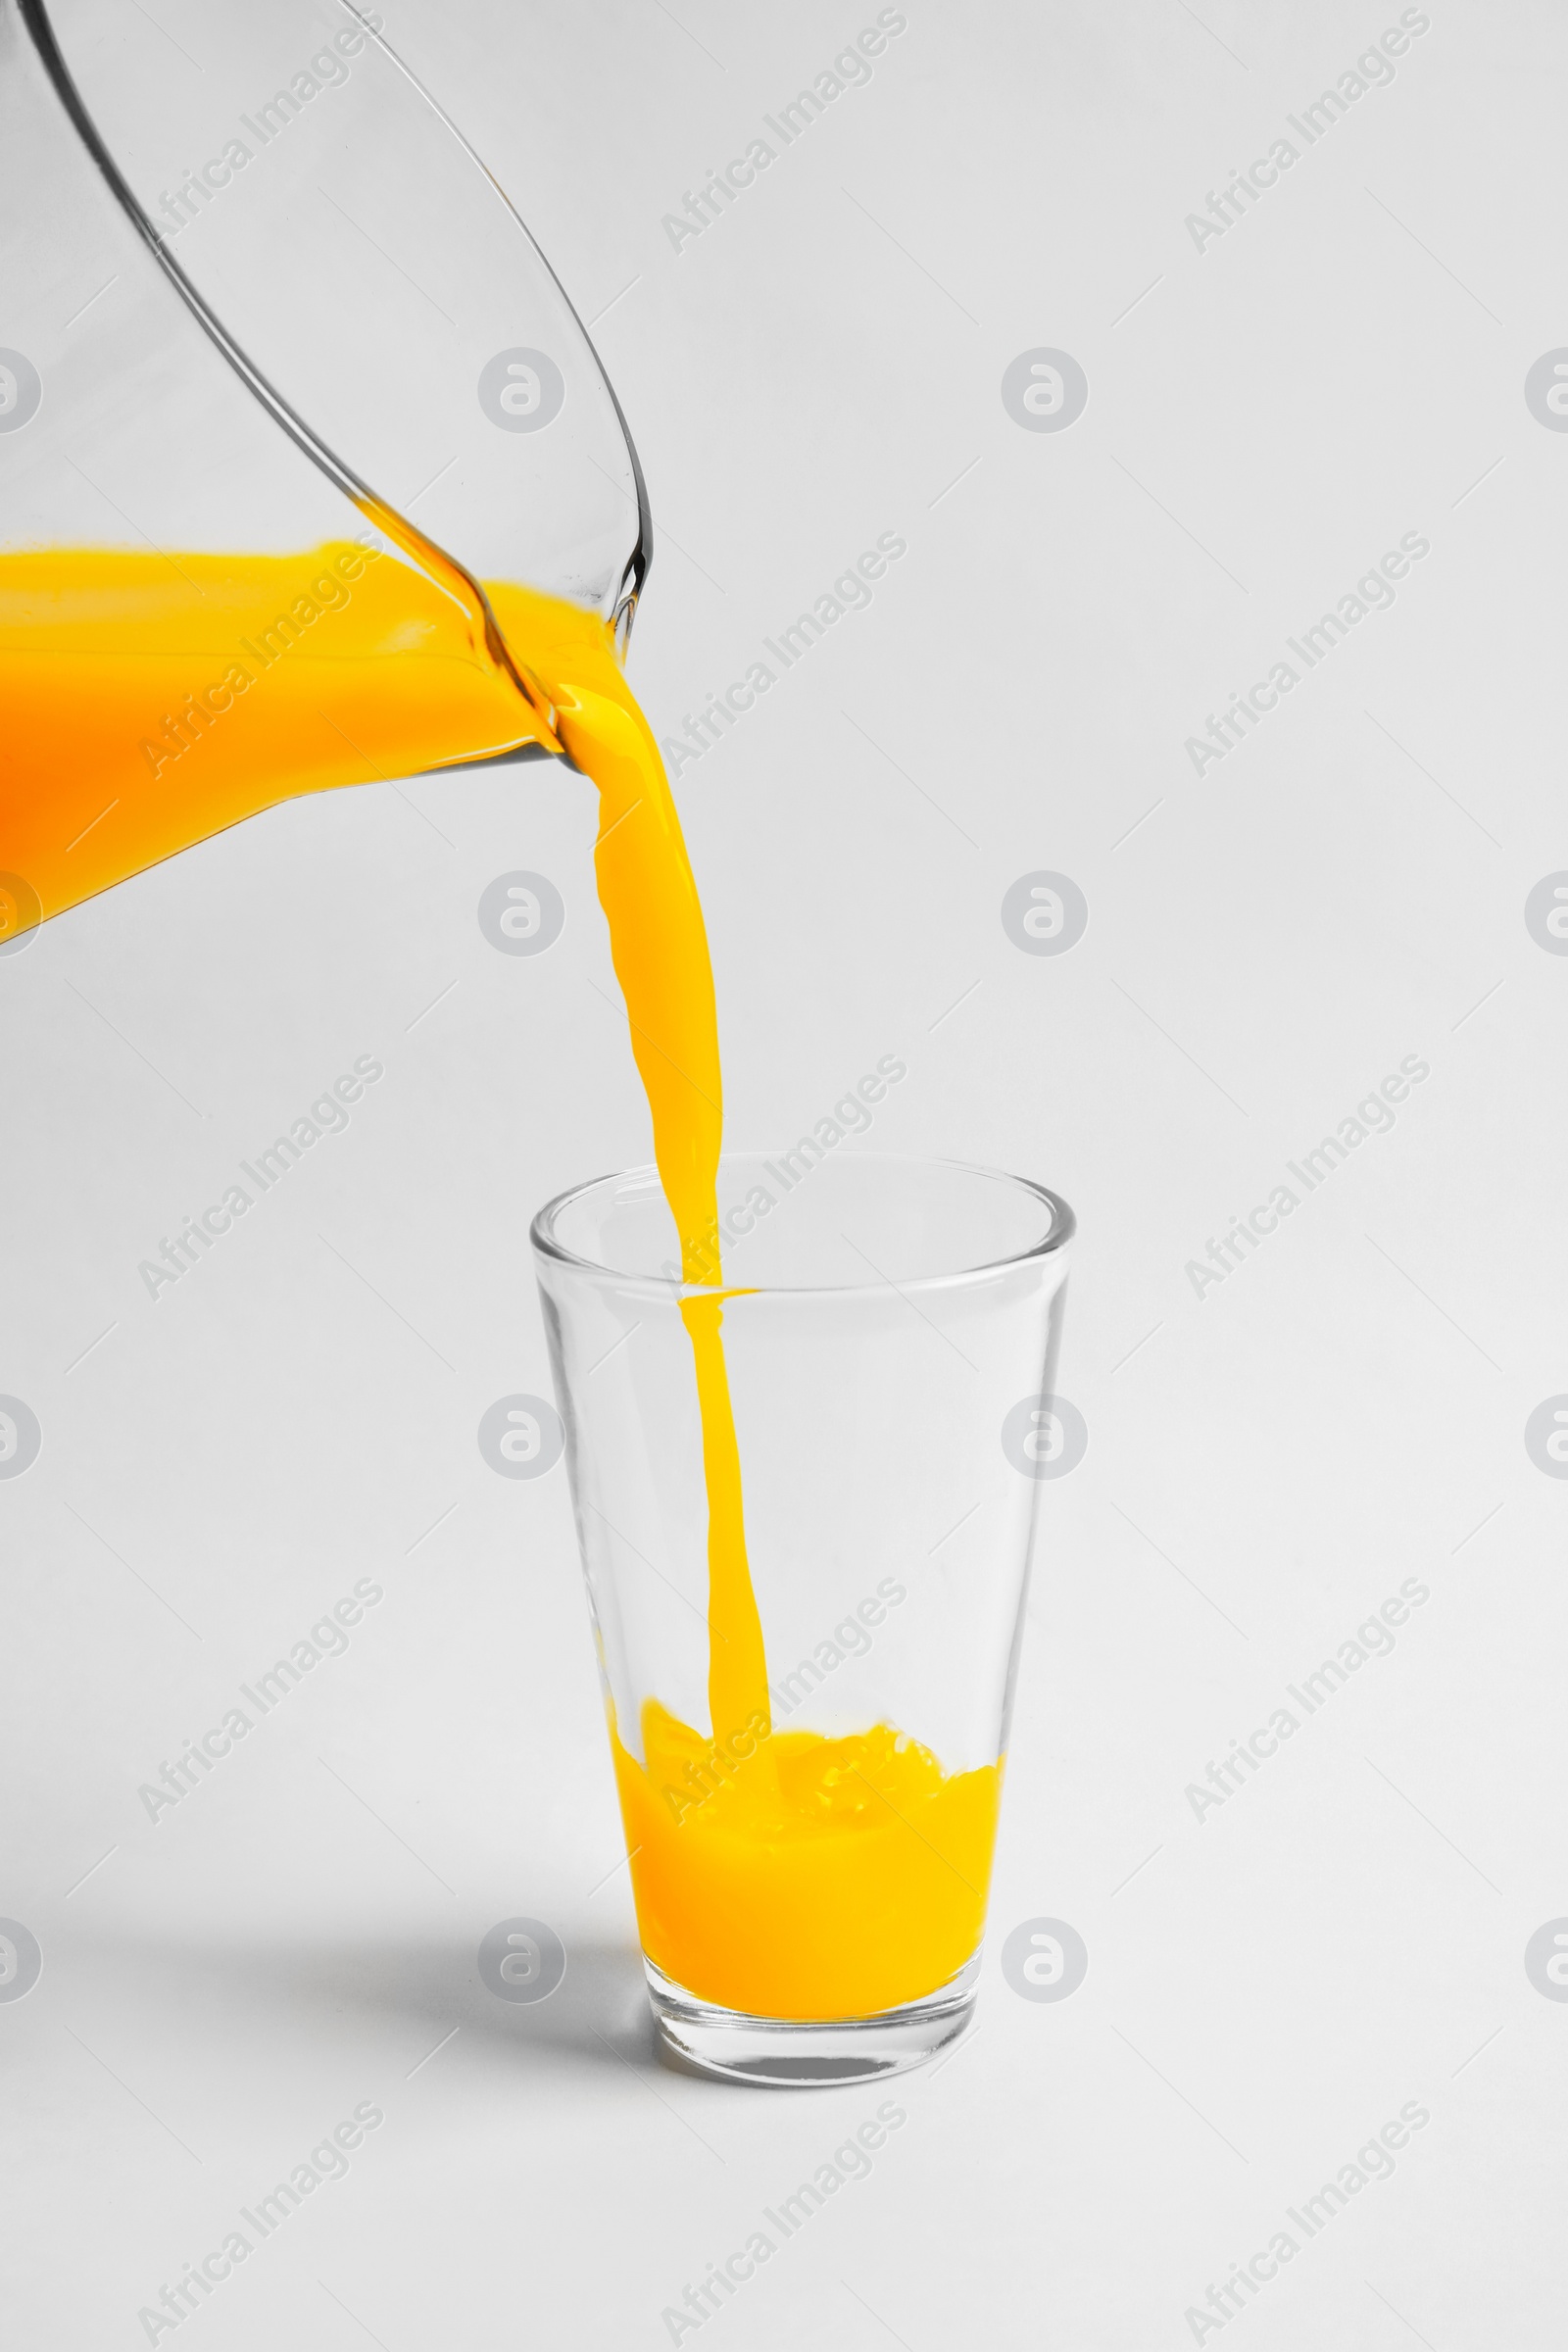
[645,1952,979,2087]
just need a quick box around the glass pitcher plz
[0,0,652,950]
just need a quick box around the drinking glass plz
[532,1152,1075,2085]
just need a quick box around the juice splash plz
[0,527,998,2018]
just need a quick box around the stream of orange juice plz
[0,527,1000,2018]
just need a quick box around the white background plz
[5,1,1567,2345]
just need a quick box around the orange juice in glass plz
[533,1152,1073,2084]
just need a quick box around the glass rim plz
[529,1152,1076,1298]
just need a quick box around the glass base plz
[645,1954,979,2087]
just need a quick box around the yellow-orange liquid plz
[615,1703,999,2019]
[0,525,1000,2018]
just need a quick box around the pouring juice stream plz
[0,525,999,2017]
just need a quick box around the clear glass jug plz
[0,0,651,949]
